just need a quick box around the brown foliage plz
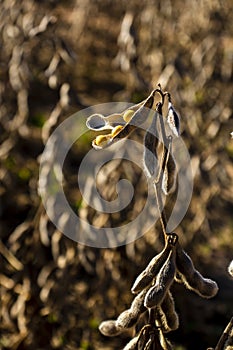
[0,0,233,349]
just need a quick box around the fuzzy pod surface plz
[176,244,218,298]
[132,242,173,294]
[99,320,122,337]
[144,248,176,308]
[159,291,179,332]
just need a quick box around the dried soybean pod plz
[136,326,150,350]
[116,310,138,329]
[121,99,151,125]
[143,111,159,178]
[131,240,173,294]
[160,291,179,332]
[166,100,180,137]
[154,133,172,186]
[130,94,154,127]
[116,289,147,329]
[159,331,173,350]
[144,338,153,350]
[144,248,176,308]
[155,305,170,333]
[131,269,153,295]
[158,135,176,195]
[176,243,218,298]
[144,331,165,350]
[161,151,176,196]
[130,288,147,315]
[99,319,122,337]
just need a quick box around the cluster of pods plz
[87,87,219,349]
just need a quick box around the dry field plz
[0,1,233,349]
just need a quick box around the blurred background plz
[0,0,233,349]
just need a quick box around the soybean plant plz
[87,86,221,349]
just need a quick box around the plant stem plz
[153,182,167,241]
[152,101,169,242]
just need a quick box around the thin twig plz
[153,183,167,240]
[152,101,169,242]
[0,240,24,271]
